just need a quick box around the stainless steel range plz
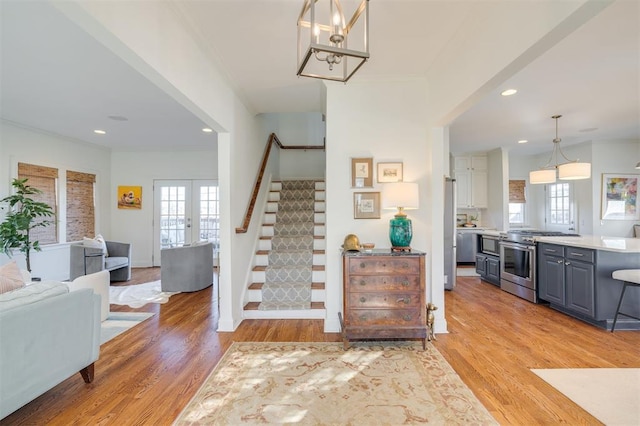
[498,230,579,302]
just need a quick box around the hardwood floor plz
[2,268,639,425]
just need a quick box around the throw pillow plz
[0,260,26,294]
[83,234,109,257]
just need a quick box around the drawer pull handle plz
[359,315,367,322]
[403,314,412,321]
[397,297,411,304]
[359,280,366,286]
[570,252,583,257]
[401,281,410,287]
[360,262,366,268]
[557,260,563,264]
[403,262,409,268]
[382,263,387,267]
[360,297,366,303]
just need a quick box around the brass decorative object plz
[427,303,438,341]
[341,234,361,251]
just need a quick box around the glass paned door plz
[154,180,219,266]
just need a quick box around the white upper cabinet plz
[454,155,488,208]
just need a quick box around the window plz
[17,162,58,244]
[66,171,96,241]
[508,179,526,225]
[548,182,571,225]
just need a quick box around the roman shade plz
[17,162,58,244]
[509,180,526,203]
[66,171,96,242]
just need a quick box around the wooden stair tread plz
[244,301,325,311]
[250,282,325,290]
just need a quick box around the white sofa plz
[0,281,101,419]
[67,270,110,322]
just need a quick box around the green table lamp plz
[382,182,419,251]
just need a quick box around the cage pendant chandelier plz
[529,115,591,185]
[297,0,369,82]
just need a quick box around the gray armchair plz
[161,242,213,292]
[70,241,131,281]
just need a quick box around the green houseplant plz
[0,178,55,272]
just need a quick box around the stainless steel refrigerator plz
[443,178,456,290]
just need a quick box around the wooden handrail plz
[235,133,325,233]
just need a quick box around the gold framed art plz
[351,157,373,188]
[353,192,380,219]
[377,162,403,183]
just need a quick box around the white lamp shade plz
[558,162,591,180]
[382,182,419,210]
[529,169,556,185]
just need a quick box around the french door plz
[153,180,219,266]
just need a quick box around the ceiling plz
[1,1,638,155]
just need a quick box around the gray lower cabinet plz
[537,242,640,329]
[538,243,595,318]
[475,253,499,286]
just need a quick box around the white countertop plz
[456,227,495,232]
[536,235,640,253]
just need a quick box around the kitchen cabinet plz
[454,155,487,208]
[475,253,500,286]
[340,250,427,349]
[538,243,595,318]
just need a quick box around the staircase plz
[243,180,325,319]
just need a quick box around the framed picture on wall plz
[353,192,380,219]
[117,185,142,209]
[377,162,403,183]
[351,157,373,188]
[600,174,639,220]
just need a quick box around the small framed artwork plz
[351,157,373,188]
[377,162,403,183]
[354,192,381,219]
[117,185,142,209]
[601,174,639,220]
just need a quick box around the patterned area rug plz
[174,342,497,425]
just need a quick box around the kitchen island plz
[536,235,640,330]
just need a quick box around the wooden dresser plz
[339,249,427,349]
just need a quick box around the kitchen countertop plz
[536,235,640,253]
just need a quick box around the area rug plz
[101,311,155,345]
[532,368,640,426]
[109,280,178,308]
[174,341,497,425]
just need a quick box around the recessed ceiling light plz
[501,89,517,96]
[518,140,528,144]
[202,128,213,133]
[94,130,106,135]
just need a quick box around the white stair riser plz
[252,270,325,283]
[258,239,325,251]
[244,309,326,320]
[248,288,325,303]
[255,253,326,266]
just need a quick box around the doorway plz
[153,180,219,266]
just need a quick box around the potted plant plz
[0,178,55,272]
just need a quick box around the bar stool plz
[611,269,640,332]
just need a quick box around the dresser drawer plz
[348,292,420,309]
[347,257,420,274]
[346,275,421,292]
[347,308,422,326]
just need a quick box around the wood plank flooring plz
[2,268,639,425]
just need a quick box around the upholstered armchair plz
[69,241,131,281]
[161,242,213,292]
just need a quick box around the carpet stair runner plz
[244,180,325,319]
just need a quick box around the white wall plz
[325,79,433,333]
[110,146,217,267]
[0,121,111,280]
